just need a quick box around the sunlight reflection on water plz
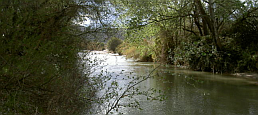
[84,51,258,115]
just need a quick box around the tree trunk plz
[209,0,222,51]
[193,9,203,36]
[194,0,222,50]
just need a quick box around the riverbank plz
[173,65,258,82]
[89,51,258,115]
[233,73,258,81]
[90,51,258,82]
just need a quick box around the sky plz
[77,17,91,26]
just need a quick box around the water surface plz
[87,51,258,115]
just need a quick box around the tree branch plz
[105,64,161,115]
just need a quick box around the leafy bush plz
[0,0,95,114]
[81,40,105,51]
[173,36,241,73]
[117,39,154,62]
[229,13,258,72]
[107,37,122,53]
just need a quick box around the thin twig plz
[105,64,161,115]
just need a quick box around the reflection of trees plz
[138,68,258,114]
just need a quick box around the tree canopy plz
[112,0,258,72]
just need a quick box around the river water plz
[87,51,258,115]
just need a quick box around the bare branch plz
[105,64,161,115]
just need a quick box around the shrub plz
[173,36,241,73]
[82,40,105,51]
[107,37,123,53]
[0,1,95,114]
[229,13,258,72]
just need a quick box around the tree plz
[107,37,122,52]
[111,0,258,73]
[0,0,112,114]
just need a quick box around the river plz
[86,51,258,115]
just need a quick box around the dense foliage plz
[1,0,258,114]
[107,37,122,53]
[0,0,108,114]
[113,0,258,73]
[82,39,105,51]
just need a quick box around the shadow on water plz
[88,51,258,115]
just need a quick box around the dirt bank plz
[233,73,258,81]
